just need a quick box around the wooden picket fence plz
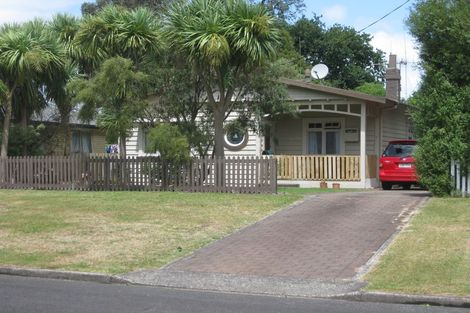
[451,160,469,197]
[0,155,277,194]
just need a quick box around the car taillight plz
[379,163,383,168]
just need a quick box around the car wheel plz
[381,182,392,190]
[402,184,411,190]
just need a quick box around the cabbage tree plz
[0,22,64,157]
[166,0,281,157]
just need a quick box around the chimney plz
[385,54,401,102]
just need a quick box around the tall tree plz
[0,22,64,157]
[256,0,305,22]
[75,5,161,71]
[47,14,96,155]
[81,0,170,15]
[166,0,281,158]
[72,57,148,158]
[145,65,214,157]
[73,5,162,154]
[0,80,6,101]
[290,17,386,89]
[407,0,470,195]
[408,0,470,87]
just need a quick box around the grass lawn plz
[0,187,349,274]
[364,197,470,297]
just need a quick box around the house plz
[126,54,412,188]
[32,106,107,155]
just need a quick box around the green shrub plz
[146,124,190,164]
[145,124,190,188]
[414,130,453,196]
[354,82,385,97]
[409,71,469,196]
[0,124,45,156]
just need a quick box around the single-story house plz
[32,106,107,155]
[126,55,413,188]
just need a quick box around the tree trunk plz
[213,105,225,187]
[62,113,71,156]
[1,89,15,158]
[119,134,127,159]
[20,106,27,128]
[20,105,28,156]
[213,105,225,158]
[63,125,71,156]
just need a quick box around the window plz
[324,122,341,129]
[308,123,322,129]
[140,128,151,153]
[71,131,92,153]
[383,142,416,157]
[306,119,342,155]
[224,128,249,150]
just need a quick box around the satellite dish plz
[311,63,329,80]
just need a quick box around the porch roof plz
[280,78,399,106]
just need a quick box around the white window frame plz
[302,118,345,155]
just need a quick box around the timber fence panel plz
[451,161,469,197]
[0,155,276,193]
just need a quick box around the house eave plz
[280,78,388,106]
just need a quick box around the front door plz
[325,130,340,154]
[307,120,342,155]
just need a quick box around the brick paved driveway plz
[164,190,429,280]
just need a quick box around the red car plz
[379,140,418,190]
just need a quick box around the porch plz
[274,155,378,188]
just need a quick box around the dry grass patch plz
[0,189,315,274]
[364,197,470,296]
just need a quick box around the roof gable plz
[281,78,390,105]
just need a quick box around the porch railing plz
[275,155,360,181]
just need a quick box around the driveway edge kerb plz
[2,266,469,309]
[335,291,470,309]
[0,266,130,284]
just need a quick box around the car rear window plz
[383,142,416,157]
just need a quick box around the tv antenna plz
[311,63,329,80]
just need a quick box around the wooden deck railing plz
[275,155,360,181]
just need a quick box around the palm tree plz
[47,14,87,155]
[71,5,162,156]
[166,0,280,157]
[0,22,65,157]
[0,80,6,99]
[74,5,161,70]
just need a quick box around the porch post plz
[360,103,367,188]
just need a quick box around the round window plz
[224,128,248,150]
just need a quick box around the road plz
[0,275,466,313]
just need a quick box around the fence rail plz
[451,160,469,197]
[275,155,361,181]
[0,155,277,194]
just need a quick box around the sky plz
[0,0,420,98]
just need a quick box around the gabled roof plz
[280,78,397,106]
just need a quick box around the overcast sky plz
[0,0,420,98]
